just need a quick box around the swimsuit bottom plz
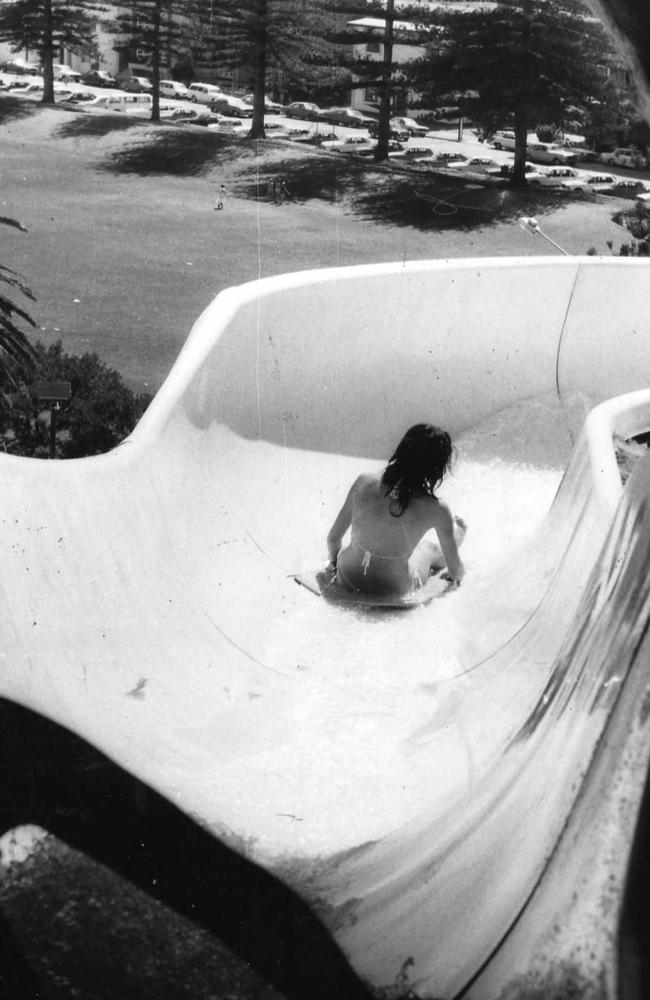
[336,544,423,596]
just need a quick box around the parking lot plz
[3,67,650,200]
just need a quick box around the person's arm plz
[326,479,358,564]
[434,502,465,585]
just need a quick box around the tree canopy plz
[0,0,102,103]
[196,0,335,138]
[112,0,197,122]
[0,217,37,422]
[412,0,620,182]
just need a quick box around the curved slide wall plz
[1,257,650,997]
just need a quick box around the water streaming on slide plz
[256,390,586,682]
[188,390,594,855]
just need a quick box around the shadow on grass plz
[238,153,579,231]
[96,128,257,177]
[54,114,144,139]
[0,95,42,125]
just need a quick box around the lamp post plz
[518,216,570,255]
[33,381,72,458]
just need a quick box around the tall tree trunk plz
[374,0,394,163]
[511,106,529,185]
[41,0,55,104]
[151,0,161,123]
[511,0,532,186]
[249,0,267,139]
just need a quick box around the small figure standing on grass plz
[277,177,291,204]
[214,184,227,210]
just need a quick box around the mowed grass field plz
[0,98,635,1000]
[1,98,629,395]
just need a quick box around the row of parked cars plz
[490,129,650,171]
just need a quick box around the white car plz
[52,63,81,82]
[492,130,516,150]
[600,147,645,169]
[450,156,501,173]
[188,82,224,104]
[561,172,617,194]
[320,135,375,154]
[389,115,429,137]
[207,116,246,134]
[390,145,435,161]
[527,142,578,165]
[159,80,190,100]
[527,166,584,186]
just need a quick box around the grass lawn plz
[0,97,636,1000]
[1,98,630,395]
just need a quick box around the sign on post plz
[33,381,72,458]
[33,381,72,403]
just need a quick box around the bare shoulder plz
[434,498,455,528]
[352,471,382,494]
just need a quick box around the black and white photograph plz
[0,1,649,998]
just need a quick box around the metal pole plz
[49,405,57,458]
[518,216,570,255]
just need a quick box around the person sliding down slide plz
[327,424,466,599]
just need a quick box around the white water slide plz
[2,257,650,998]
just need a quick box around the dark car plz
[284,101,322,121]
[121,76,153,93]
[210,95,254,118]
[319,107,376,129]
[81,70,117,88]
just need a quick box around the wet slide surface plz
[1,258,650,998]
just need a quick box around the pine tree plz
[326,1,440,161]
[112,0,199,122]
[0,217,37,422]
[0,0,102,103]
[196,0,335,139]
[413,0,618,183]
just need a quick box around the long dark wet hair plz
[381,424,454,516]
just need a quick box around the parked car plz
[360,139,405,156]
[283,127,318,142]
[560,172,617,195]
[606,179,650,198]
[0,57,40,75]
[318,107,375,129]
[121,76,152,93]
[527,166,584,186]
[52,63,82,82]
[207,116,246,135]
[159,80,190,100]
[166,105,211,124]
[243,93,284,112]
[433,151,468,164]
[368,120,410,142]
[600,147,645,169]
[81,70,117,88]
[527,142,578,165]
[210,95,254,117]
[63,90,98,105]
[390,145,435,161]
[491,130,516,150]
[320,135,376,154]
[452,156,502,173]
[390,115,429,137]
[284,101,322,120]
[188,82,224,104]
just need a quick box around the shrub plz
[3,342,151,458]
